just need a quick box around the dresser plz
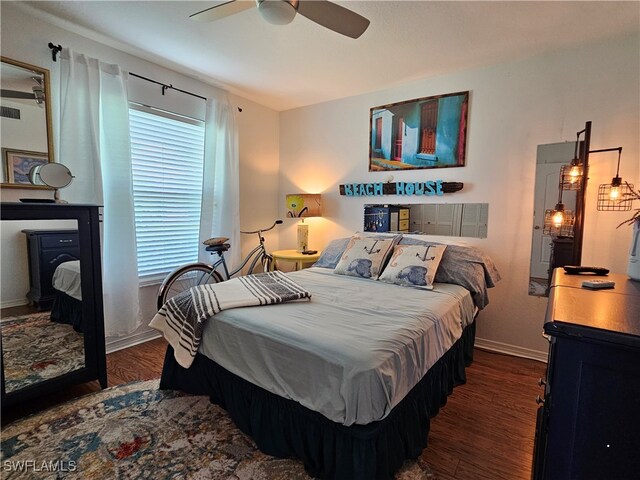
[22,229,80,309]
[532,269,640,479]
[1,203,107,409]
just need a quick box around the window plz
[129,105,205,281]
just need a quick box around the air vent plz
[1,106,20,119]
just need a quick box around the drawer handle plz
[536,395,545,405]
[538,378,547,387]
[59,239,74,243]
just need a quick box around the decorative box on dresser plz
[1,203,107,409]
[532,269,640,480]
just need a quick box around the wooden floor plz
[2,340,546,479]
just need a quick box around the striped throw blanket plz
[149,271,311,368]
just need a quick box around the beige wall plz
[0,3,280,348]
[279,33,640,358]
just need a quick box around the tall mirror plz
[0,57,54,188]
[1,220,86,394]
[528,142,579,296]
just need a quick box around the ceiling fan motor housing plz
[257,0,298,25]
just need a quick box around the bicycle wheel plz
[157,263,224,310]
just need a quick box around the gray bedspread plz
[199,267,475,426]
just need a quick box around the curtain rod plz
[47,42,242,111]
[129,72,206,101]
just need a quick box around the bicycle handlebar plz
[240,220,283,235]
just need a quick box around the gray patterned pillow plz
[378,244,446,289]
[313,238,351,269]
[333,236,398,279]
[398,236,501,308]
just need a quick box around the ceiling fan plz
[1,77,45,106]
[190,0,370,39]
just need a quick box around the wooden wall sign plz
[339,181,463,197]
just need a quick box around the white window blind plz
[129,105,205,281]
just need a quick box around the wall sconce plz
[286,193,322,253]
[594,147,634,211]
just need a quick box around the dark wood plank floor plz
[2,340,546,479]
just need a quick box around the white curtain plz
[58,49,141,337]
[199,94,241,270]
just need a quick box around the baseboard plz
[106,328,161,354]
[0,299,29,309]
[475,337,548,363]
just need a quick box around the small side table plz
[271,249,321,271]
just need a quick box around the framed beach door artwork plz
[369,91,469,171]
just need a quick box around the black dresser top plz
[545,269,640,343]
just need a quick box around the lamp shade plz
[286,194,322,218]
[597,179,634,211]
[543,203,575,237]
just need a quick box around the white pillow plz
[378,244,447,289]
[333,235,398,279]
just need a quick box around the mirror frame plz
[1,56,55,190]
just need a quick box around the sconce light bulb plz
[552,210,564,227]
[569,165,581,183]
[609,185,620,200]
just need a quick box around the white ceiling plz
[22,1,640,111]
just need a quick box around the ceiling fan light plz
[257,0,297,25]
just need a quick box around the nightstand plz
[271,249,321,271]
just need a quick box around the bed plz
[158,236,500,479]
[50,260,83,332]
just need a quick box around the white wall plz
[279,33,640,358]
[0,3,280,347]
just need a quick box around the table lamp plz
[286,193,322,253]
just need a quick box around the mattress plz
[52,260,82,301]
[199,267,476,426]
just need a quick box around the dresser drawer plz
[399,219,409,231]
[399,209,409,220]
[40,232,79,249]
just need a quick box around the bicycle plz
[156,220,283,309]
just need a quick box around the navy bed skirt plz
[160,320,476,480]
[50,292,83,332]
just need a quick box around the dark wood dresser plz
[532,269,640,479]
[22,229,80,309]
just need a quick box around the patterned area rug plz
[1,380,437,479]
[1,312,85,393]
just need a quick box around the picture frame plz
[4,149,49,185]
[369,90,469,172]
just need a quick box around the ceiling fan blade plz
[190,0,256,22]
[297,0,370,39]
[1,89,36,100]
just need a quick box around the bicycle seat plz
[205,243,230,253]
[203,237,229,246]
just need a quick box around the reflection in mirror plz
[0,57,54,188]
[28,163,74,202]
[528,142,578,296]
[364,203,489,238]
[1,220,85,393]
